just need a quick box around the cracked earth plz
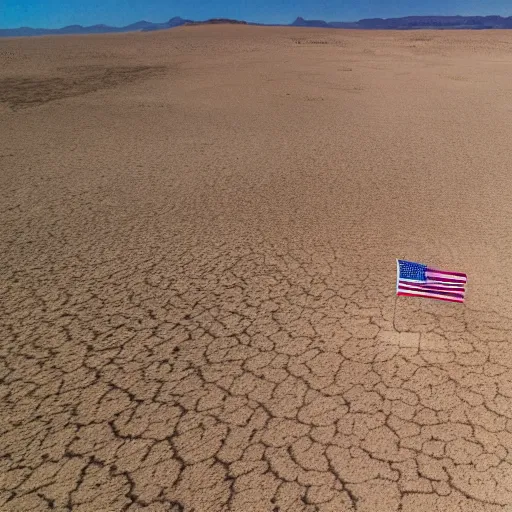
[2,26,512,511]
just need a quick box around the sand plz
[2,25,512,511]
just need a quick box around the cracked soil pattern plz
[2,26,512,511]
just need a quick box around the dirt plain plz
[2,25,512,512]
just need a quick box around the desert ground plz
[2,25,512,511]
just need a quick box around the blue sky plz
[3,0,512,29]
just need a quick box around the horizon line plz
[3,12,512,31]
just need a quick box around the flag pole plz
[396,259,400,295]
[393,259,399,331]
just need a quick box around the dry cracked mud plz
[2,26,512,512]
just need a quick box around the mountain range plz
[3,15,512,38]
[291,15,512,29]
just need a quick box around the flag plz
[396,259,467,303]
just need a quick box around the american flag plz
[396,259,467,303]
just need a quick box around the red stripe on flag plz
[399,283,465,296]
[400,280,465,290]
[397,292,464,303]
[398,287,465,300]
[426,275,467,284]
[427,268,467,278]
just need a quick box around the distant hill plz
[185,19,248,26]
[0,16,193,37]
[291,15,512,30]
[140,17,193,32]
[291,17,331,28]
[4,14,512,37]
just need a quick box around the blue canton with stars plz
[398,260,427,281]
